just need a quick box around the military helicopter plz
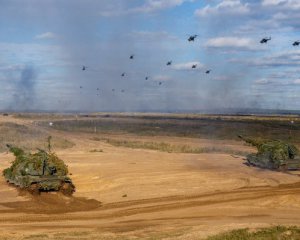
[121,72,125,77]
[293,41,300,46]
[159,82,162,85]
[188,35,198,42]
[192,64,197,69]
[130,54,134,59]
[260,37,271,44]
[82,66,87,71]
[145,76,149,80]
[205,70,211,74]
[166,61,172,66]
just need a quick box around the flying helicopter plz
[188,35,198,42]
[159,82,162,85]
[82,66,87,71]
[145,76,149,80]
[192,64,197,69]
[166,61,172,66]
[121,72,125,77]
[205,70,211,74]
[293,41,300,46]
[260,37,271,44]
[130,54,134,59]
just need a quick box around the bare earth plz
[0,115,300,239]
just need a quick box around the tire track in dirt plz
[0,181,300,224]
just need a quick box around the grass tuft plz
[92,137,248,155]
[206,226,300,240]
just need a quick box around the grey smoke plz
[11,65,37,111]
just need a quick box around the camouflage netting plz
[3,145,69,180]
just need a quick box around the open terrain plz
[0,113,300,239]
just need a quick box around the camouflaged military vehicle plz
[238,135,300,171]
[3,137,75,195]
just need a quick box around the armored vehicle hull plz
[247,153,300,171]
[239,135,300,171]
[4,174,75,195]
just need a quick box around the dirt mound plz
[0,192,102,214]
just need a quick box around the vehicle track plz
[0,181,300,224]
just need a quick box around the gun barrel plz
[237,135,262,147]
[6,144,25,157]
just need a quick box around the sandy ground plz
[0,116,300,239]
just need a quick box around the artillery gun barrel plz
[238,135,263,148]
[6,144,24,157]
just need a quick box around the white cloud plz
[100,0,195,17]
[254,78,300,86]
[262,0,300,9]
[171,61,203,71]
[294,79,300,84]
[35,32,57,40]
[262,0,285,5]
[243,50,300,67]
[130,30,178,41]
[153,75,171,81]
[132,0,195,13]
[195,0,250,17]
[254,78,275,85]
[206,37,258,50]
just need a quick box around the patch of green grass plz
[0,122,75,152]
[92,137,248,155]
[44,116,300,144]
[89,149,103,153]
[23,234,49,239]
[206,226,300,240]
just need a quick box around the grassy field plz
[44,115,300,144]
[0,122,74,152]
[92,137,249,155]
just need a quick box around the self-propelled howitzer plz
[3,144,75,195]
[238,135,300,171]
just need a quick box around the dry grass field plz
[0,113,300,239]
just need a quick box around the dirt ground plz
[0,115,300,239]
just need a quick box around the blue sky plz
[0,0,299,112]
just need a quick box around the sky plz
[0,0,299,112]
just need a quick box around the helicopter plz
[260,37,271,44]
[145,76,149,80]
[159,82,162,85]
[205,70,211,74]
[188,35,198,42]
[293,41,300,46]
[121,72,125,77]
[192,64,197,69]
[166,61,172,66]
[82,66,87,71]
[130,54,134,59]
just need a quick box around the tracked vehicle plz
[238,135,300,171]
[3,137,75,195]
